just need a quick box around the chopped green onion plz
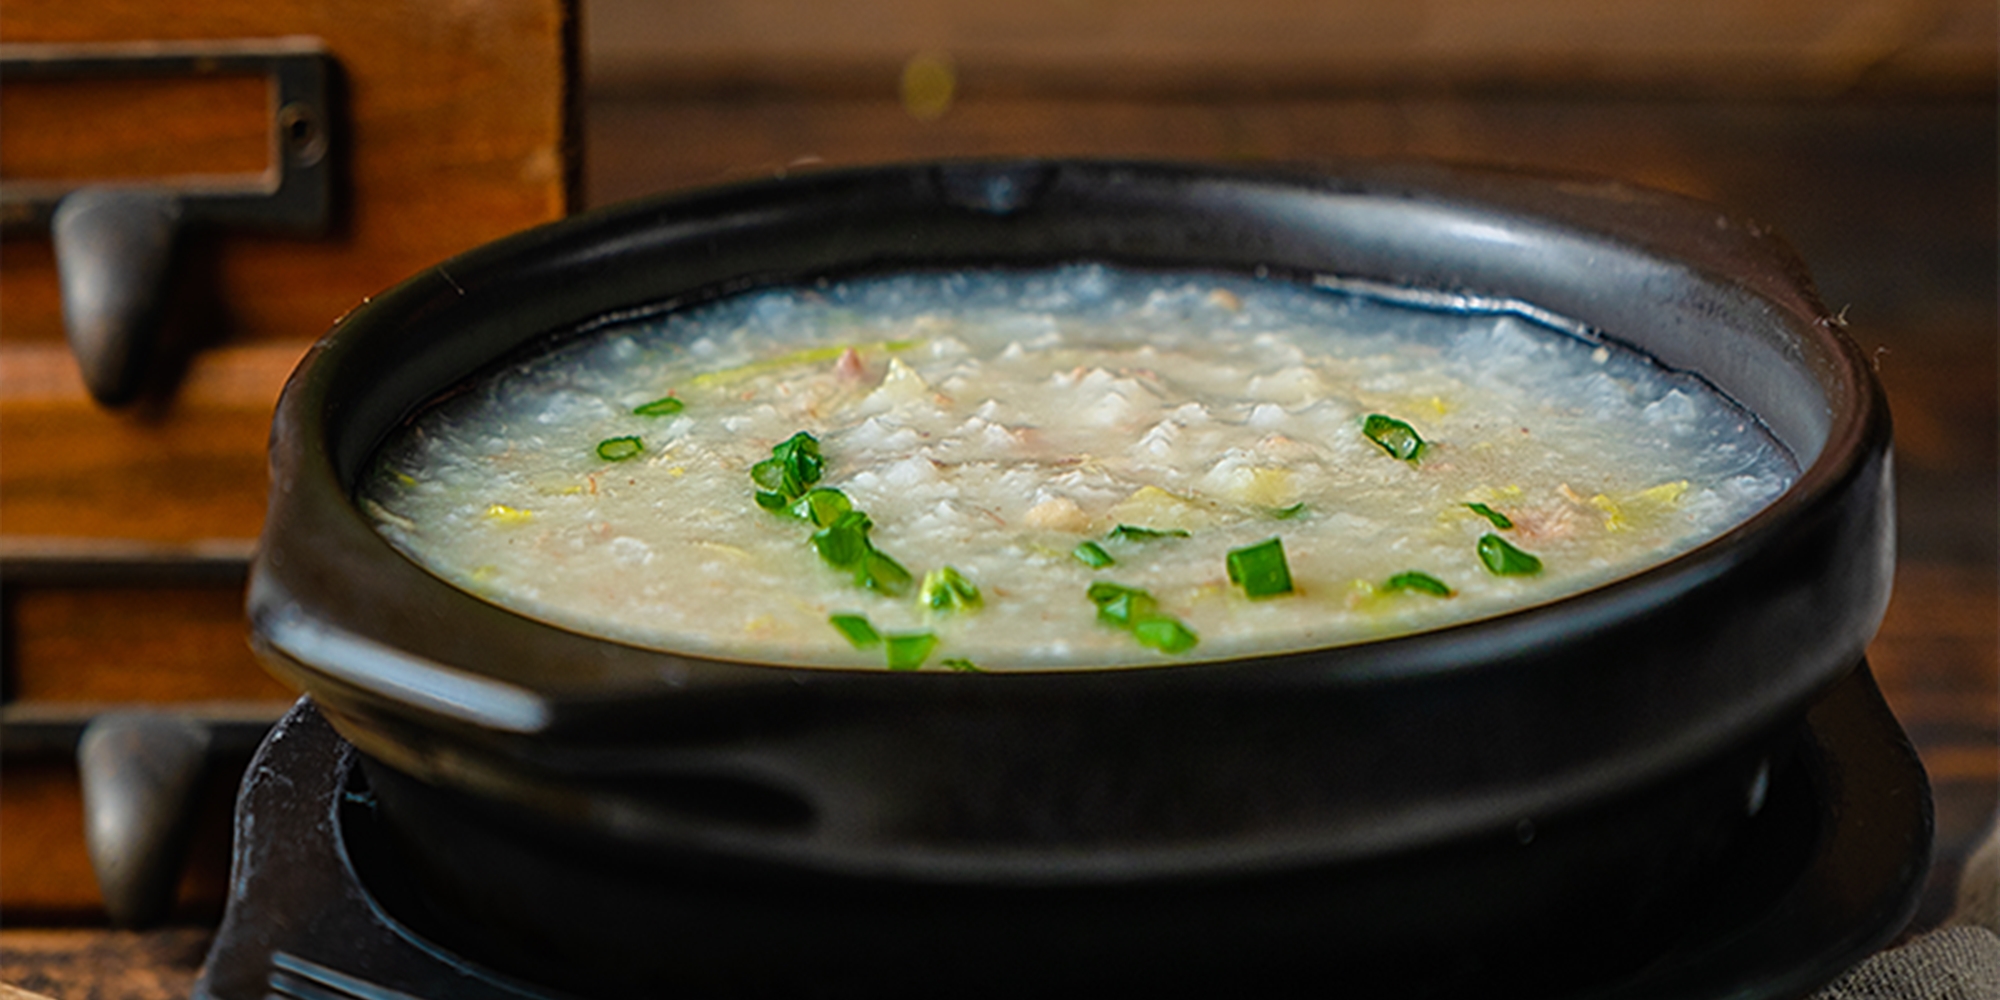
[791,487,853,526]
[1106,524,1191,543]
[596,436,643,461]
[1072,541,1116,568]
[1133,616,1200,654]
[829,614,882,648]
[941,657,983,673]
[857,549,913,596]
[1225,538,1294,599]
[772,430,822,464]
[1477,533,1543,576]
[751,458,788,492]
[811,510,873,568]
[752,432,824,506]
[1384,571,1454,597]
[884,631,938,671]
[632,396,685,417]
[1087,581,1159,628]
[920,565,982,613]
[759,430,913,599]
[1084,582,1199,654]
[1362,414,1424,462]
[1464,503,1513,529]
[1270,503,1309,520]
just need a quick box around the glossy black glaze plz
[193,667,1930,999]
[248,161,1895,884]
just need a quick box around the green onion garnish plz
[632,396,685,417]
[829,613,882,647]
[920,565,982,613]
[811,510,874,567]
[941,657,983,673]
[857,549,913,596]
[1072,541,1116,568]
[1106,524,1192,543]
[1384,571,1454,597]
[1362,414,1424,462]
[791,487,853,526]
[1464,503,1513,529]
[1271,503,1309,520]
[596,436,643,461]
[1087,581,1160,628]
[1477,533,1543,576]
[884,631,938,671]
[751,432,824,507]
[1085,582,1199,654]
[757,431,914,598]
[1225,537,1294,599]
[1133,616,1200,654]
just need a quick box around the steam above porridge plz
[359,266,1795,670]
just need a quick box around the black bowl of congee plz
[249,160,1895,995]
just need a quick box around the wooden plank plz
[0,344,294,541]
[6,587,291,704]
[586,0,1998,97]
[0,0,575,543]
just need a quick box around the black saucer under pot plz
[246,161,1899,994]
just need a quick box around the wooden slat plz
[586,0,1999,97]
[0,344,296,541]
[6,587,291,704]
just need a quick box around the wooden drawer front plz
[1,0,576,545]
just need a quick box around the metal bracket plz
[0,37,334,233]
[0,38,336,406]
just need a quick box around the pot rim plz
[256,156,1885,693]
[247,158,1894,878]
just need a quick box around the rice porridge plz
[359,266,1795,670]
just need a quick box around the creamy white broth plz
[360,266,1795,670]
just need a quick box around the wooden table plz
[5,85,1994,1000]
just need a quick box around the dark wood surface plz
[3,3,1993,993]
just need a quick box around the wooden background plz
[582,0,1998,933]
[3,0,1994,993]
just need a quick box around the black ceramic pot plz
[247,161,1895,995]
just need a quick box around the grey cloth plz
[1810,815,2000,1000]
[1808,926,2000,1000]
